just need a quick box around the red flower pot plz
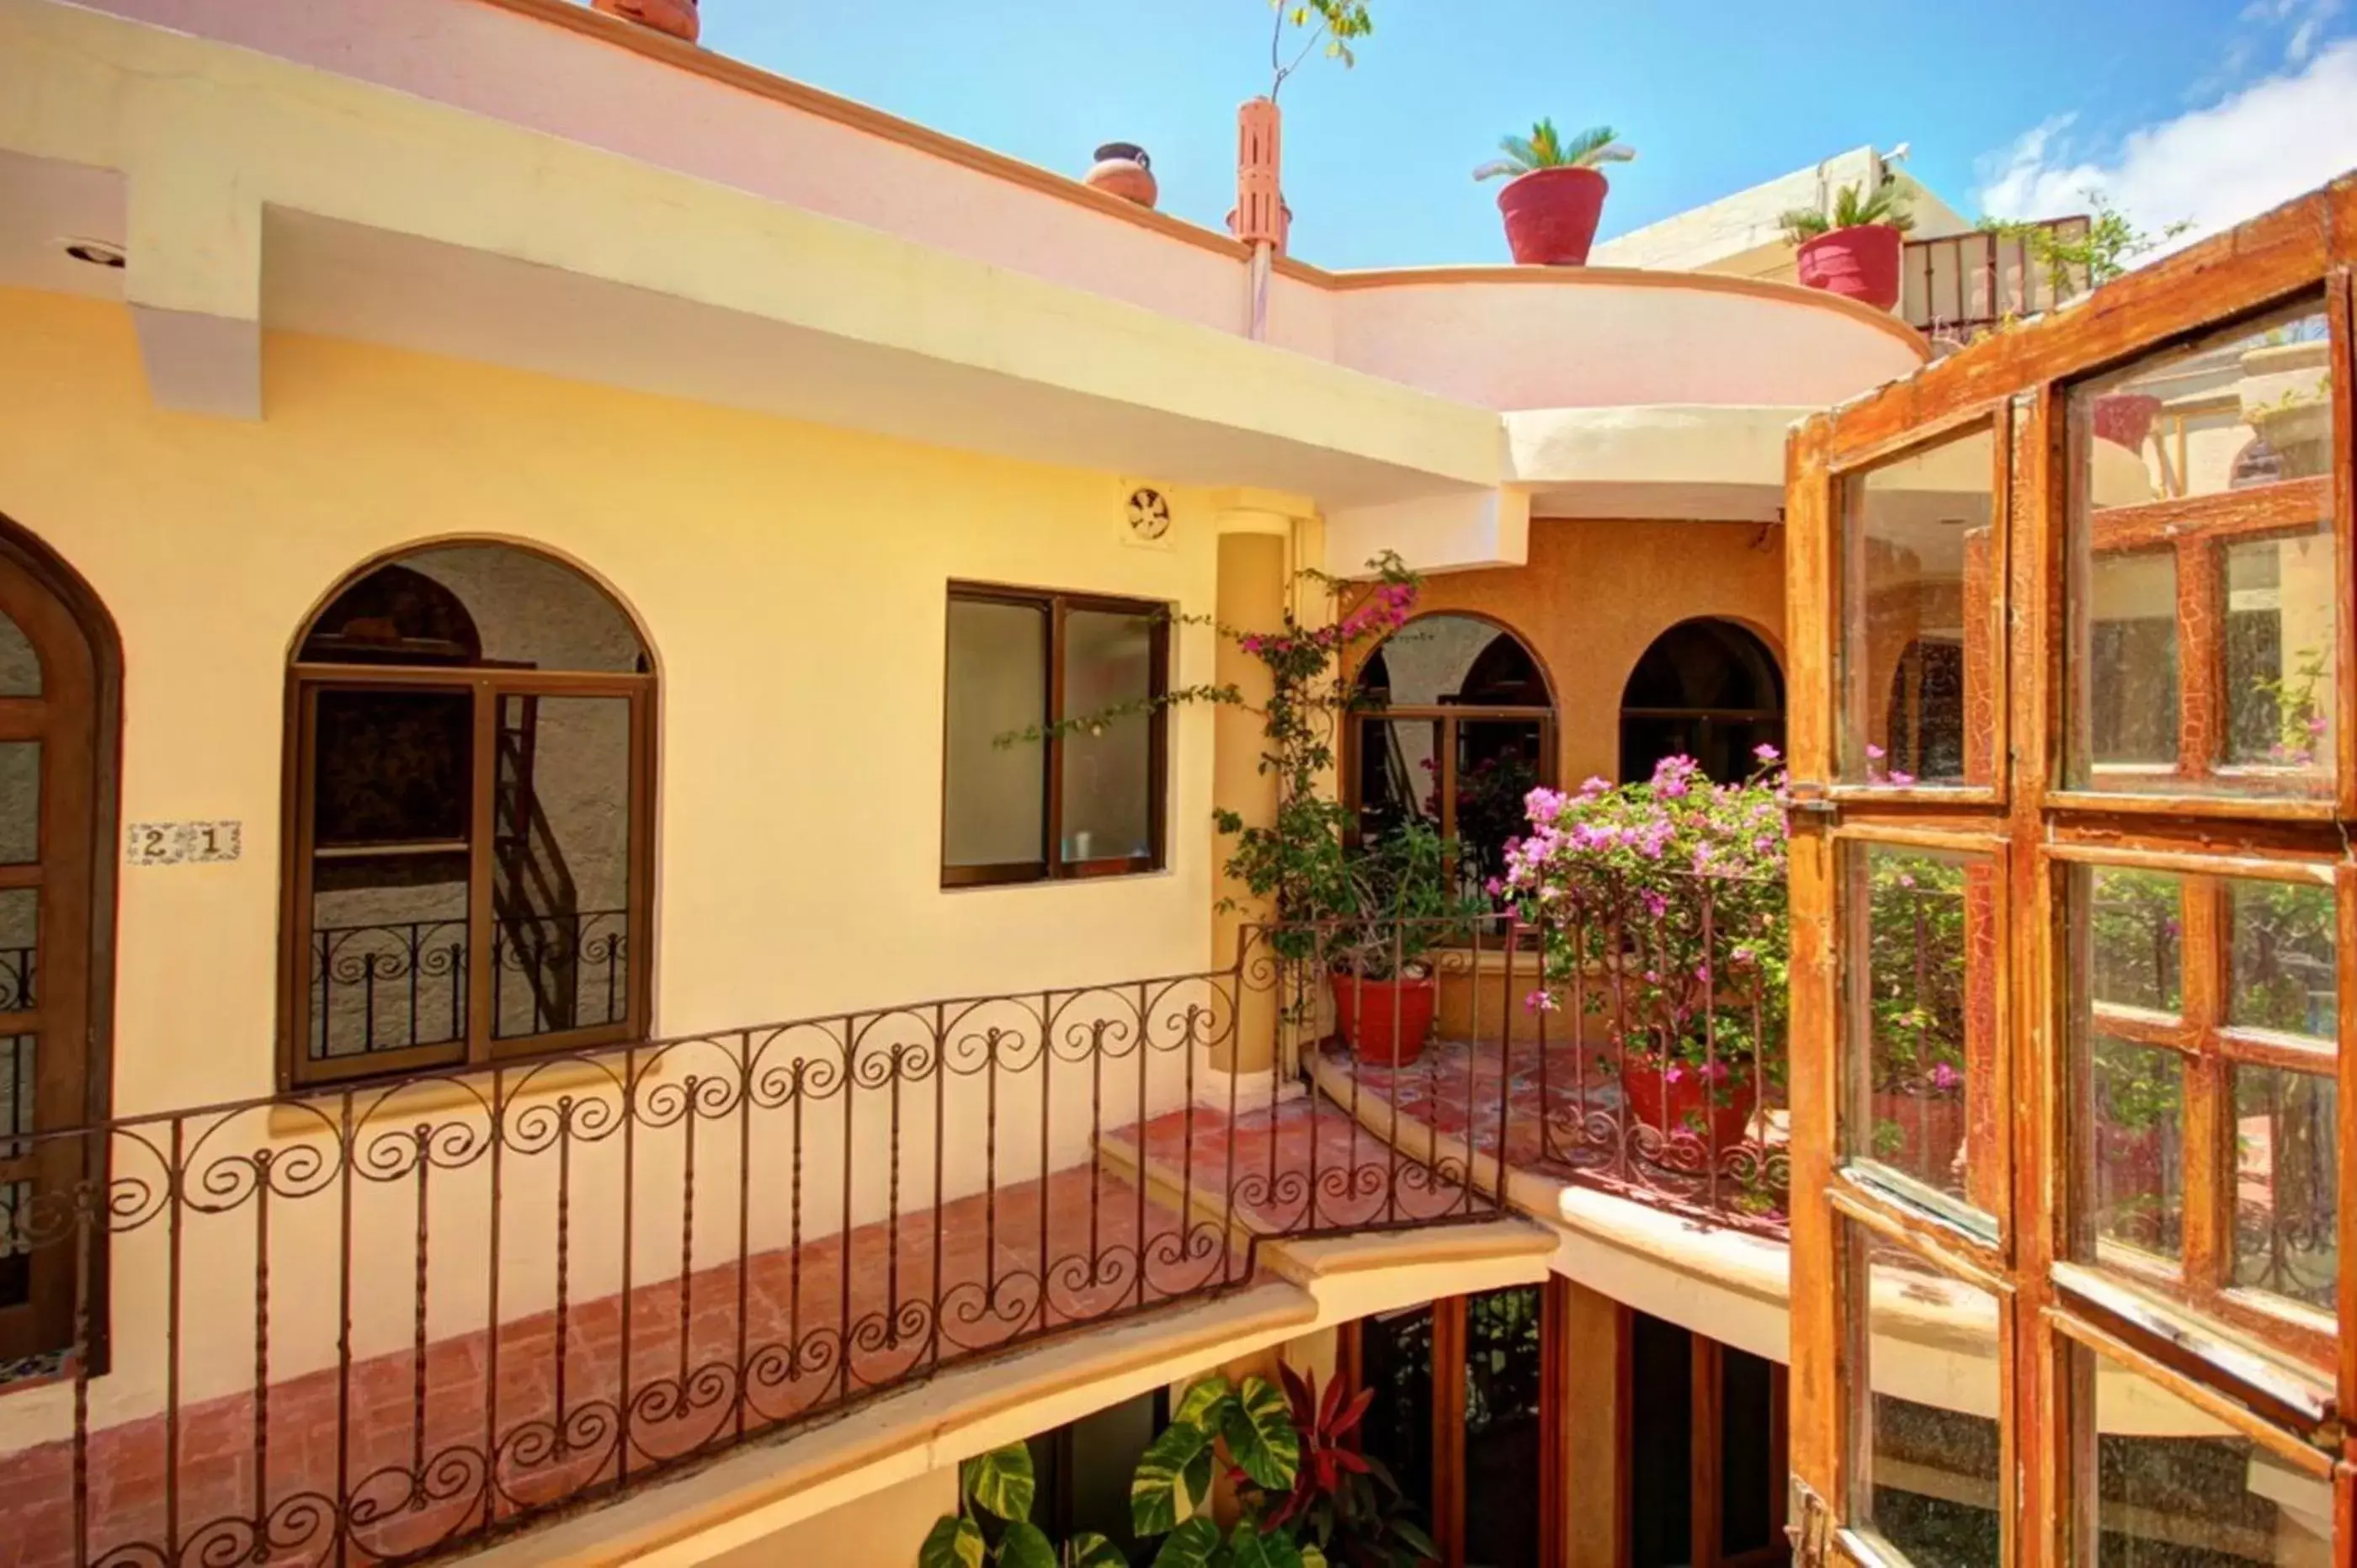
[1623,1056,1758,1153]
[591,0,698,42]
[1795,226,1902,310]
[2092,392,2163,453]
[1497,167,1609,267]
[1331,972,1439,1066]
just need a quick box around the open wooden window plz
[282,543,655,1087]
[940,585,1168,886]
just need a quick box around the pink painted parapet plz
[81,0,1927,407]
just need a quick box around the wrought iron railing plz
[1902,216,2091,347]
[307,912,630,1060]
[0,926,1511,1568]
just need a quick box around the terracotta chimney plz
[592,0,700,44]
[1083,143,1158,209]
[1232,98,1287,251]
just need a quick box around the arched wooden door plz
[0,524,114,1364]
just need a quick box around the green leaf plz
[1131,1421,1216,1537]
[1151,1518,1224,1568]
[1298,1549,1327,1568]
[1171,1374,1235,1432]
[961,1443,1036,1523]
[1219,1376,1301,1492]
[919,1515,986,1568]
[998,1521,1058,1568]
[1063,1533,1130,1568]
[1226,1523,1303,1568]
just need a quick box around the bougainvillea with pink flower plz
[1499,748,1790,1095]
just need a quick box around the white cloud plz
[1977,38,2357,249]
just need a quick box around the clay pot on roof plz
[1083,143,1158,209]
[592,0,699,45]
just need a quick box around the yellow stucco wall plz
[1400,516,1788,785]
[0,286,1237,1446]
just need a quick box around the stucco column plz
[1210,507,1295,1076]
[1556,1280,1630,1568]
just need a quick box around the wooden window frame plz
[939,584,1169,888]
[278,662,656,1091]
[1341,704,1559,841]
[1786,193,2356,1568]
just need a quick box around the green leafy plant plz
[1131,1374,1326,1568]
[1327,818,1483,980]
[1264,1365,1437,1568]
[1777,181,1915,242]
[1981,191,2191,290]
[1268,2,1375,102]
[920,1443,1126,1568]
[1472,119,1634,181]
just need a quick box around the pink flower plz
[1886,770,1917,787]
[1524,988,1560,1014]
[1753,742,1780,763]
[1930,1061,1961,1092]
[1663,1064,1686,1085]
[1865,743,1886,761]
[1581,776,1610,796]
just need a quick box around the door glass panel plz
[1840,424,1998,788]
[0,609,35,696]
[1356,1304,1436,1539]
[1,1034,29,1155]
[308,688,472,1061]
[2068,298,2337,798]
[2230,1065,2338,1314]
[0,889,34,1014]
[2072,1342,2338,1565]
[2226,878,2336,1039]
[1849,1222,2003,1568]
[0,1178,30,1310]
[1059,606,1156,865]
[493,694,632,1040]
[2084,1038,2185,1263]
[1463,1285,1543,1568]
[0,741,36,865]
[1843,844,2000,1224]
[944,598,1046,870]
[2086,869,2185,1017]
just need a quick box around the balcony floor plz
[0,1160,1232,1568]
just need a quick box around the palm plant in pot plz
[1778,181,1915,310]
[1327,818,1480,1067]
[1474,119,1634,267]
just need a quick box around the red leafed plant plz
[1264,1363,1439,1567]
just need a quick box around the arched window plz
[1350,614,1555,896]
[1619,619,1785,784]
[0,516,120,1365]
[285,543,654,1086]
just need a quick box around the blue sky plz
[702,2,2357,268]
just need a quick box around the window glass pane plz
[944,598,1047,870]
[2231,1065,2339,1315]
[2068,299,2337,798]
[1455,719,1544,898]
[1840,426,1998,788]
[2226,879,2335,1038]
[1059,607,1157,865]
[0,1034,29,1156]
[0,741,35,864]
[2074,1342,2338,1566]
[2083,551,2180,774]
[2086,1038,2184,1262]
[2088,869,2184,1015]
[1356,1304,1435,1530]
[0,888,34,1014]
[1849,1222,2002,1568]
[306,545,646,672]
[1359,614,1548,707]
[492,694,633,1040]
[0,609,36,696]
[309,688,472,1061]
[0,1178,30,1310]
[1844,845,1998,1222]
[1463,1285,1544,1568]
[2224,535,2337,776]
[1352,717,1443,849]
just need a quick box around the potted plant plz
[1779,182,1915,310]
[1503,752,1790,1168]
[1327,818,1478,1066]
[1474,119,1635,267]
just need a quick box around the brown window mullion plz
[1045,596,1067,879]
[2179,875,2227,1303]
[2173,537,2222,784]
[464,677,498,1065]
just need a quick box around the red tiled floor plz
[0,1161,1232,1568]
[1313,1036,1791,1230]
